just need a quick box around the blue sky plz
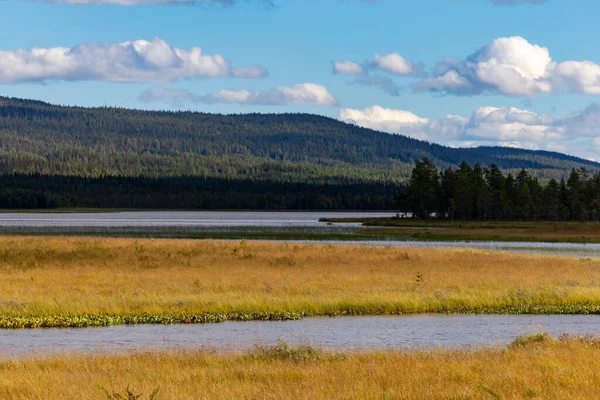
[1,0,600,159]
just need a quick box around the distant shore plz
[321,218,600,243]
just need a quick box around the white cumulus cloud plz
[339,105,430,138]
[463,106,562,142]
[140,83,339,106]
[553,61,600,95]
[334,52,420,78]
[414,36,600,97]
[373,52,420,76]
[0,37,267,83]
[333,52,421,95]
[332,61,365,76]
[338,102,600,158]
[333,36,600,98]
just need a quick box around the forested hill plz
[0,96,598,183]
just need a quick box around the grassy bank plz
[0,237,600,327]
[323,218,600,243]
[1,335,600,399]
[5,218,600,243]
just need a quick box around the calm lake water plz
[1,315,599,358]
[0,211,394,228]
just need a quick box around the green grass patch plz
[4,304,600,329]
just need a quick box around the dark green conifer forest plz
[400,158,600,221]
[0,97,598,210]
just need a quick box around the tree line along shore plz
[0,158,598,217]
[399,158,600,221]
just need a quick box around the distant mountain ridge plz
[0,96,597,183]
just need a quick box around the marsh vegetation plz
[1,237,600,327]
[2,335,600,399]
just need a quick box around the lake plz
[0,211,394,228]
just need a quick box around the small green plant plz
[232,239,249,256]
[104,387,159,400]
[415,272,424,283]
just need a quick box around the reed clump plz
[1,236,600,328]
[253,338,330,362]
[509,332,554,348]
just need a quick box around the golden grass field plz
[0,236,599,325]
[2,335,600,399]
[2,237,600,399]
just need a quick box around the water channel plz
[2,315,599,358]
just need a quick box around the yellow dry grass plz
[2,337,600,399]
[0,236,599,317]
